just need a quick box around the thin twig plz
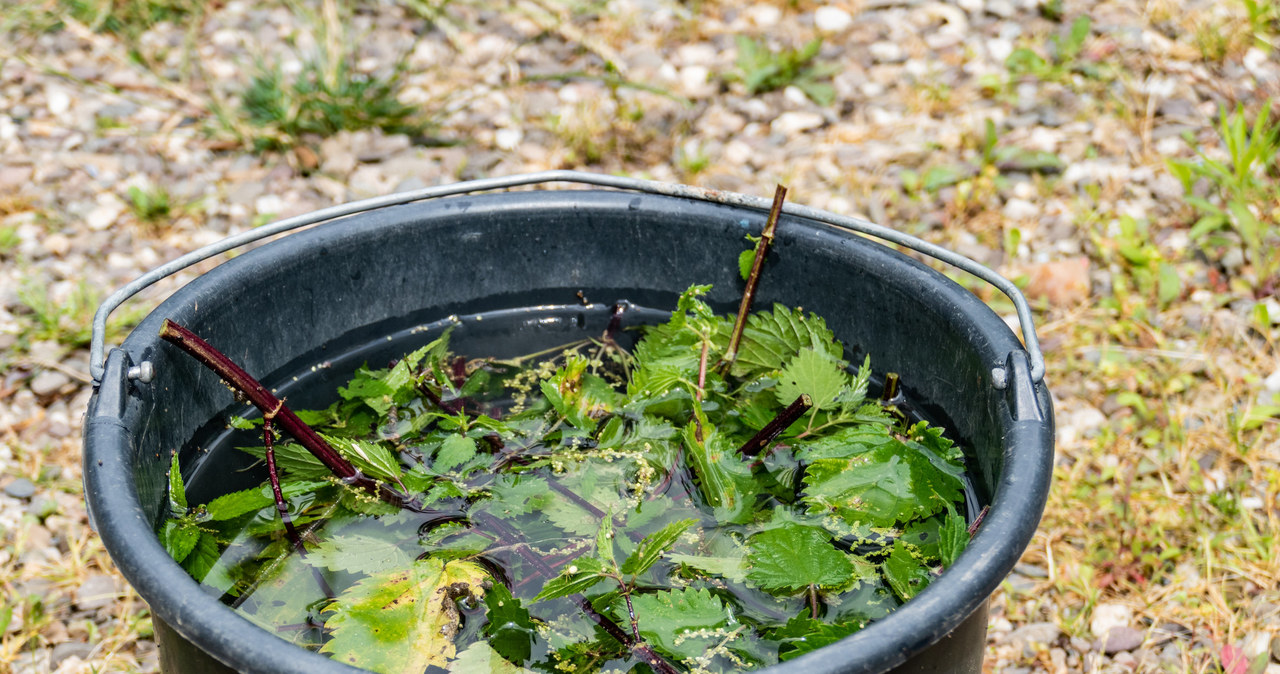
[738,394,812,458]
[722,185,788,370]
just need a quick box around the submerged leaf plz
[883,539,932,601]
[309,533,412,575]
[321,557,489,674]
[451,641,535,673]
[627,587,733,659]
[483,584,536,664]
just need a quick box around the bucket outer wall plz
[84,190,1053,674]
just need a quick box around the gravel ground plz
[2,0,1279,672]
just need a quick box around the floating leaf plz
[435,435,478,472]
[533,556,609,602]
[746,523,854,594]
[325,435,403,483]
[621,518,697,576]
[321,557,489,674]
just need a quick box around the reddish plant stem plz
[693,341,709,442]
[624,589,641,640]
[547,478,607,520]
[603,302,628,345]
[264,416,335,600]
[738,394,812,458]
[723,184,788,369]
[415,379,463,415]
[159,319,429,513]
[263,416,304,552]
[967,505,990,537]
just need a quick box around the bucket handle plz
[90,170,1044,387]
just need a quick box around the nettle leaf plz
[159,518,200,564]
[338,366,397,415]
[183,532,235,594]
[801,425,963,527]
[238,441,331,479]
[732,304,841,379]
[483,474,552,517]
[435,434,478,472]
[667,554,747,583]
[533,556,609,602]
[938,506,970,568]
[309,534,412,575]
[451,641,535,674]
[775,347,847,411]
[596,515,617,568]
[621,518,697,576]
[541,357,619,431]
[324,435,403,483]
[745,523,853,594]
[627,587,732,660]
[682,425,756,517]
[321,557,488,674]
[483,584,536,664]
[773,615,867,661]
[204,480,330,521]
[167,452,187,517]
[883,539,932,601]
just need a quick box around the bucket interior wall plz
[85,190,1053,674]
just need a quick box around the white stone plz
[675,44,718,67]
[494,128,523,151]
[771,111,824,135]
[46,86,71,116]
[1002,198,1038,220]
[745,4,782,27]
[1264,369,1280,393]
[679,66,716,98]
[869,41,906,63]
[722,140,754,165]
[814,6,853,33]
[986,38,1013,62]
[1090,603,1133,638]
[254,194,284,216]
[1244,48,1268,74]
[86,194,125,231]
[1242,631,1273,659]
[956,0,982,11]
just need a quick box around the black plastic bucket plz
[84,180,1053,674]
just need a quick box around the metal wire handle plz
[89,170,1045,386]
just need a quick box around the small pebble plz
[50,642,95,670]
[1101,626,1145,654]
[74,575,121,611]
[814,6,854,33]
[1091,603,1134,638]
[29,370,71,397]
[3,478,37,500]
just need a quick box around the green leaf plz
[626,587,732,659]
[204,480,330,521]
[802,425,963,527]
[939,506,970,568]
[773,615,867,661]
[159,518,200,564]
[596,514,617,568]
[745,523,854,594]
[732,304,840,379]
[883,539,932,601]
[435,435,478,472]
[775,347,847,411]
[620,518,697,576]
[483,584,536,664]
[309,534,412,575]
[451,642,535,673]
[532,556,609,602]
[738,235,761,281]
[324,435,403,483]
[181,532,234,593]
[667,554,747,583]
[321,557,489,674]
[167,452,187,517]
[238,441,331,479]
